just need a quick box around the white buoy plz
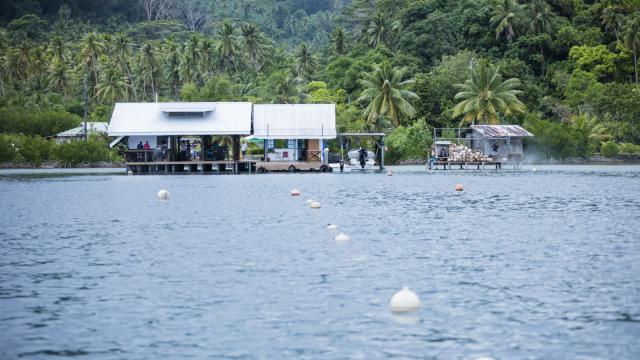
[455,184,464,192]
[390,286,421,313]
[475,357,495,360]
[127,170,133,176]
[334,233,350,242]
[157,189,169,200]
[327,223,338,230]
[309,201,321,209]
[306,199,314,204]
[291,188,301,196]
[387,171,393,176]
[532,167,537,172]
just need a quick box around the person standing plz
[241,141,248,159]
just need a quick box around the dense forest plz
[1,0,640,165]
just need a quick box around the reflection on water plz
[1,165,639,359]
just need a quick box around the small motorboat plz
[348,148,376,171]
[328,161,351,173]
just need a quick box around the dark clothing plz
[137,142,144,150]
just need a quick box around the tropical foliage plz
[0,0,639,164]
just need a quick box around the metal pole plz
[83,76,88,141]
[380,137,385,170]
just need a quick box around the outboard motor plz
[358,148,367,169]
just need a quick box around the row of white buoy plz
[292,187,420,313]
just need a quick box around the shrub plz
[385,118,432,163]
[52,135,120,166]
[619,143,640,155]
[600,141,620,158]
[0,135,17,162]
[16,135,52,166]
[0,107,80,137]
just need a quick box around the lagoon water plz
[1,165,639,359]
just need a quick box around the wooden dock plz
[255,161,330,173]
[126,160,257,174]
[125,160,334,174]
[429,160,504,170]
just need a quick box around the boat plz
[328,161,351,172]
[348,148,376,171]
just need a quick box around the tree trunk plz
[634,50,638,84]
[539,43,545,75]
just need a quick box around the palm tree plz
[601,5,625,42]
[137,42,160,99]
[180,36,202,85]
[48,60,69,97]
[452,59,526,125]
[367,13,389,48]
[216,20,240,74]
[0,55,9,96]
[490,0,527,42]
[295,43,318,78]
[330,27,348,55]
[113,33,136,99]
[79,32,105,87]
[528,0,555,74]
[199,37,216,75]
[273,74,305,104]
[240,23,271,71]
[96,61,129,103]
[30,46,47,91]
[357,62,418,127]
[164,38,182,99]
[623,13,640,84]
[13,42,33,82]
[49,35,66,65]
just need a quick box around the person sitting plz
[439,147,448,158]
[137,141,144,150]
[143,141,150,150]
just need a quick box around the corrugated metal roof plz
[253,104,336,139]
[471,125,533,138]
[57,122,109,137]
[108,102,252,136]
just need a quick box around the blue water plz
[1,165,639,359]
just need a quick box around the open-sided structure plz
[108,102,338,174]
[253,104,336,163]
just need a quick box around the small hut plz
[55,122,108,144]
[467,125,533,160]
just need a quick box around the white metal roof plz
[57,122,109,137]
[253,104,337,139]
[471,125,533,138]
[108,102,252,136]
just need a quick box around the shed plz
[55,122,109,144]
[469,125,533,159]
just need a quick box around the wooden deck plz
[429,160,504,170]
[126,160,257,174]
[255,161,330,173]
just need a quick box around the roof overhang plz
[108,102,252,137]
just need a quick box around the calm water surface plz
[1,165,639,359]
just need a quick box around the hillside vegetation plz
[1,0,640,164]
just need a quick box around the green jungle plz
[1,0,639,166]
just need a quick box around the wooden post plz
[232,135,240,161]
